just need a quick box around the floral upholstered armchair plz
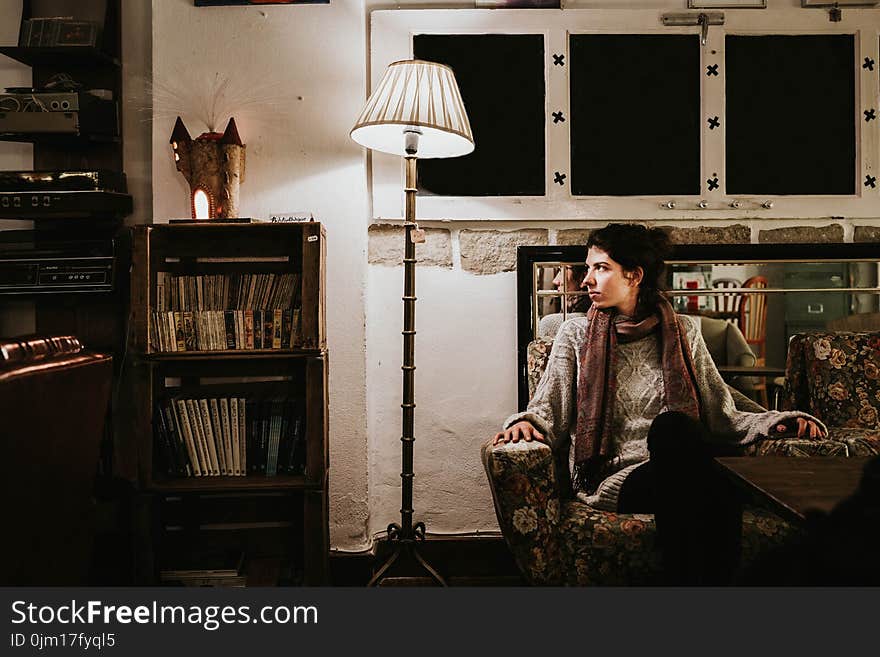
[774,332,880,457]
[481,331,880,585]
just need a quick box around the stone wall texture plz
[660,224,751,244]
[555,228,592,246]
[854,225,880,242]
[758,224,843,243]
[459,229,549,275]
[368,224,453,268]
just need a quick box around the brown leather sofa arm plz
[0,338,113,585]
[0,334,84,366]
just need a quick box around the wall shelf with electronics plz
[0,45,120,68]
[0,191,132,219]
[0,0,135,585]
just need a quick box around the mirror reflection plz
[534,260,880,409]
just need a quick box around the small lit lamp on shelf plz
[350,60,474,586]
[169,116,246,220]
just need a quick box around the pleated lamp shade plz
[351,59,474,159]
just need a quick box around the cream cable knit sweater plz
[504,314,825,512]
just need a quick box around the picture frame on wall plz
[687,0,766,7]
[194,1,329,6]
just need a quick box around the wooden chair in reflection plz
[711,277,742,322]
[740,276,769,407]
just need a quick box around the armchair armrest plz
[1,344,112,585]
[481,438,567,584]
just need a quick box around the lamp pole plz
[368,130,446,587]
[351,60,472,586]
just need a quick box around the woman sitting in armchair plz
[494,223,826,585]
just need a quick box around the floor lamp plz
[351,60,474,586]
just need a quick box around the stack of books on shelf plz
[160,550,246,588]
[149,272,302,352]
[155,396,305,479]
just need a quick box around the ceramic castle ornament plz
[170,116,246,220]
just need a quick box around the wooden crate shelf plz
[130,222,329,586]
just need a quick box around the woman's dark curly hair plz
[586,223,672,317]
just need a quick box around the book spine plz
[259,400,270,474]
[196,312,206,351]
[253,310,263,349]
[196,275,204,311]
[220,398,234,477]
[245,310,254,350]
[238,398,247,476]
[262,310,273,350]
[277,400,291,475]
[177,277,186,312]
[163,401,192,477]
[280,309,292,350]
[291,308,302,348]
[247,400,259,475]
[183,311,195,351]
[199,398,222,476]
[230,396,241,476]
[175,399,202,477]
[174,312,186,351]
[186,398,213,476]
[209,398,226,476]
[267,407,280,477]
[224,311,236,350]
[272,309,282,349]
[207,311,217,350]
[288,407,305,476]
[163,312,174,352]
[154,405,178,477]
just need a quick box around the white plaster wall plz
[123,0,153,227]
[367,263,517,536]
[151,0,370,550]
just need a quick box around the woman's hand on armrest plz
[494,421,547,446]
[774,417,826,439]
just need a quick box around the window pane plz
[569,34,701,196]
[726,35,855,195]
[413,34,545,196]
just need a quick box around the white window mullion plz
[547,28,568,206]
[704,27,725,207]
[859,28,878,201]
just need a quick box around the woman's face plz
[552,266,588,311]
[552,266,586,292]
[583,247,642,315]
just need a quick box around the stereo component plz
[0,232,116,295]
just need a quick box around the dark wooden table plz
[715,456,869,523]
[717,365,786,377]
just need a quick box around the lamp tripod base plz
[366,522,447,587]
